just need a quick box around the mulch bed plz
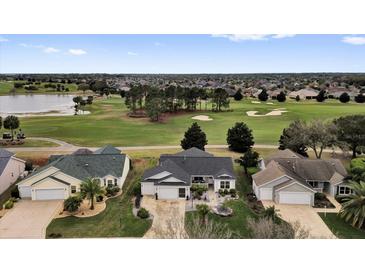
[246,192,265,214]
[314,196,336,208]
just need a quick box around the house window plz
[179,188,186,198]
[107,180,113,187]
[114,178,118,186]
[104,178,106,186]
[193,177,204,183]
[338,186,352,195]
[220,181,230,189]
[71,186,77,193]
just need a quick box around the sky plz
[1,34,365,73]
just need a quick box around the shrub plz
[25,160,33,172]
[223,189,229,195]
[48,233,62,239]
[315,192,326,200]
[218,189,224,196]
[132,182,141,196]
[96,195,104,202]
[106,186,120,196]
[137,207,150,219]
[63,196,82,212]
[135,194,141,208]
[11,187,20,199]
[339,92,350,103]
[4,199,14,209]
[229,189,237,197]
[335,195,348,204]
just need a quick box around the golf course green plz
[12,96,365,147]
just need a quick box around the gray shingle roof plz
[143,148,235,186]
[28,146,127,181]
[94,145,121,155]
[0,148,14,175]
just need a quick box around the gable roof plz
[143,148,235,186]
[93,145,121,155]
[25,146,127,182]
[264,148,304,165]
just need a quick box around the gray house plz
[141,148,236,200]
[253,149,348,206]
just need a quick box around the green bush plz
[229,189,237,197]
[223,189,229,195]
[132,182,141,196]
[63,196,82,212]
[218,189,224,196]
[96,195,104,202]
[137,207,150,219]
[315,192,326,200]
[48,233,62,239]
[106,186,120,197]
[4,199,14,209]
[11,187,20,199]
[335,195,348,204]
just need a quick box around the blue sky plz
[1,34,365,73]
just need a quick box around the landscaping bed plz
[313,193,335,208]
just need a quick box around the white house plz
[141,148,236,200]
[0,149,26,195]
[17,145,130,201]
[252,149,348,206]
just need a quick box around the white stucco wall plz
[0,157,25,195]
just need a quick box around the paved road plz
[7,137,343,155]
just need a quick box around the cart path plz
[6,137,343,155]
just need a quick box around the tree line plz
[124,84,230,121]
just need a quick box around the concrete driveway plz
[0,200,62,239]
[141,196,186,239]
[262,201,336,239]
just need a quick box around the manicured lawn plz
[319,213,365,239]
[0,139,59,148]
[17,96,365,146]
[46,160,152,238]
[185,165,257,238]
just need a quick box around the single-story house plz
[0,149,26,195]
[141,147,236,200]
[253,149,348,206]
[288,88,318,100]
[17,145,130,201]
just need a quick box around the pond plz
[0,94,89,116]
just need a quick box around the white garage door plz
[19,186,31,198]
[141,183,155,195]
[34,189,65,200]
[158,188,178,200]
[279,192,311,205]
[260,188,273,200]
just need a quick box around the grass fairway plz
[46,159,152,238]
[185,165,257,238]
[319,213,365,239]
[15,96,365,146]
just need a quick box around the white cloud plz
[68,49,87,55]
[212,34,296,42]
[43,47,60,53]
[342,36,365,45]
[127,51,138,56]
[154,42,164,46]
[0,37,9,42]
[272,34,296,39]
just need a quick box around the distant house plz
[326,87,350,98]
[17,145,130,201]
[288,88,318,100]
[141,148,236,200]
[252,149,348,206]
[0,149,26,195]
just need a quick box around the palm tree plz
[339,181,365,229]
[80,178,104,210]
[196,204,210,224]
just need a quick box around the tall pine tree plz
[181,122,208,151]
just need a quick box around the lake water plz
[0,94,89,116]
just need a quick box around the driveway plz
[0,200,62,239]
[262,201,336,239]
[141,196,186,239]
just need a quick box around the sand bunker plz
[192,115,213,121]
[246,108,288,117]
[251,101,261,104]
